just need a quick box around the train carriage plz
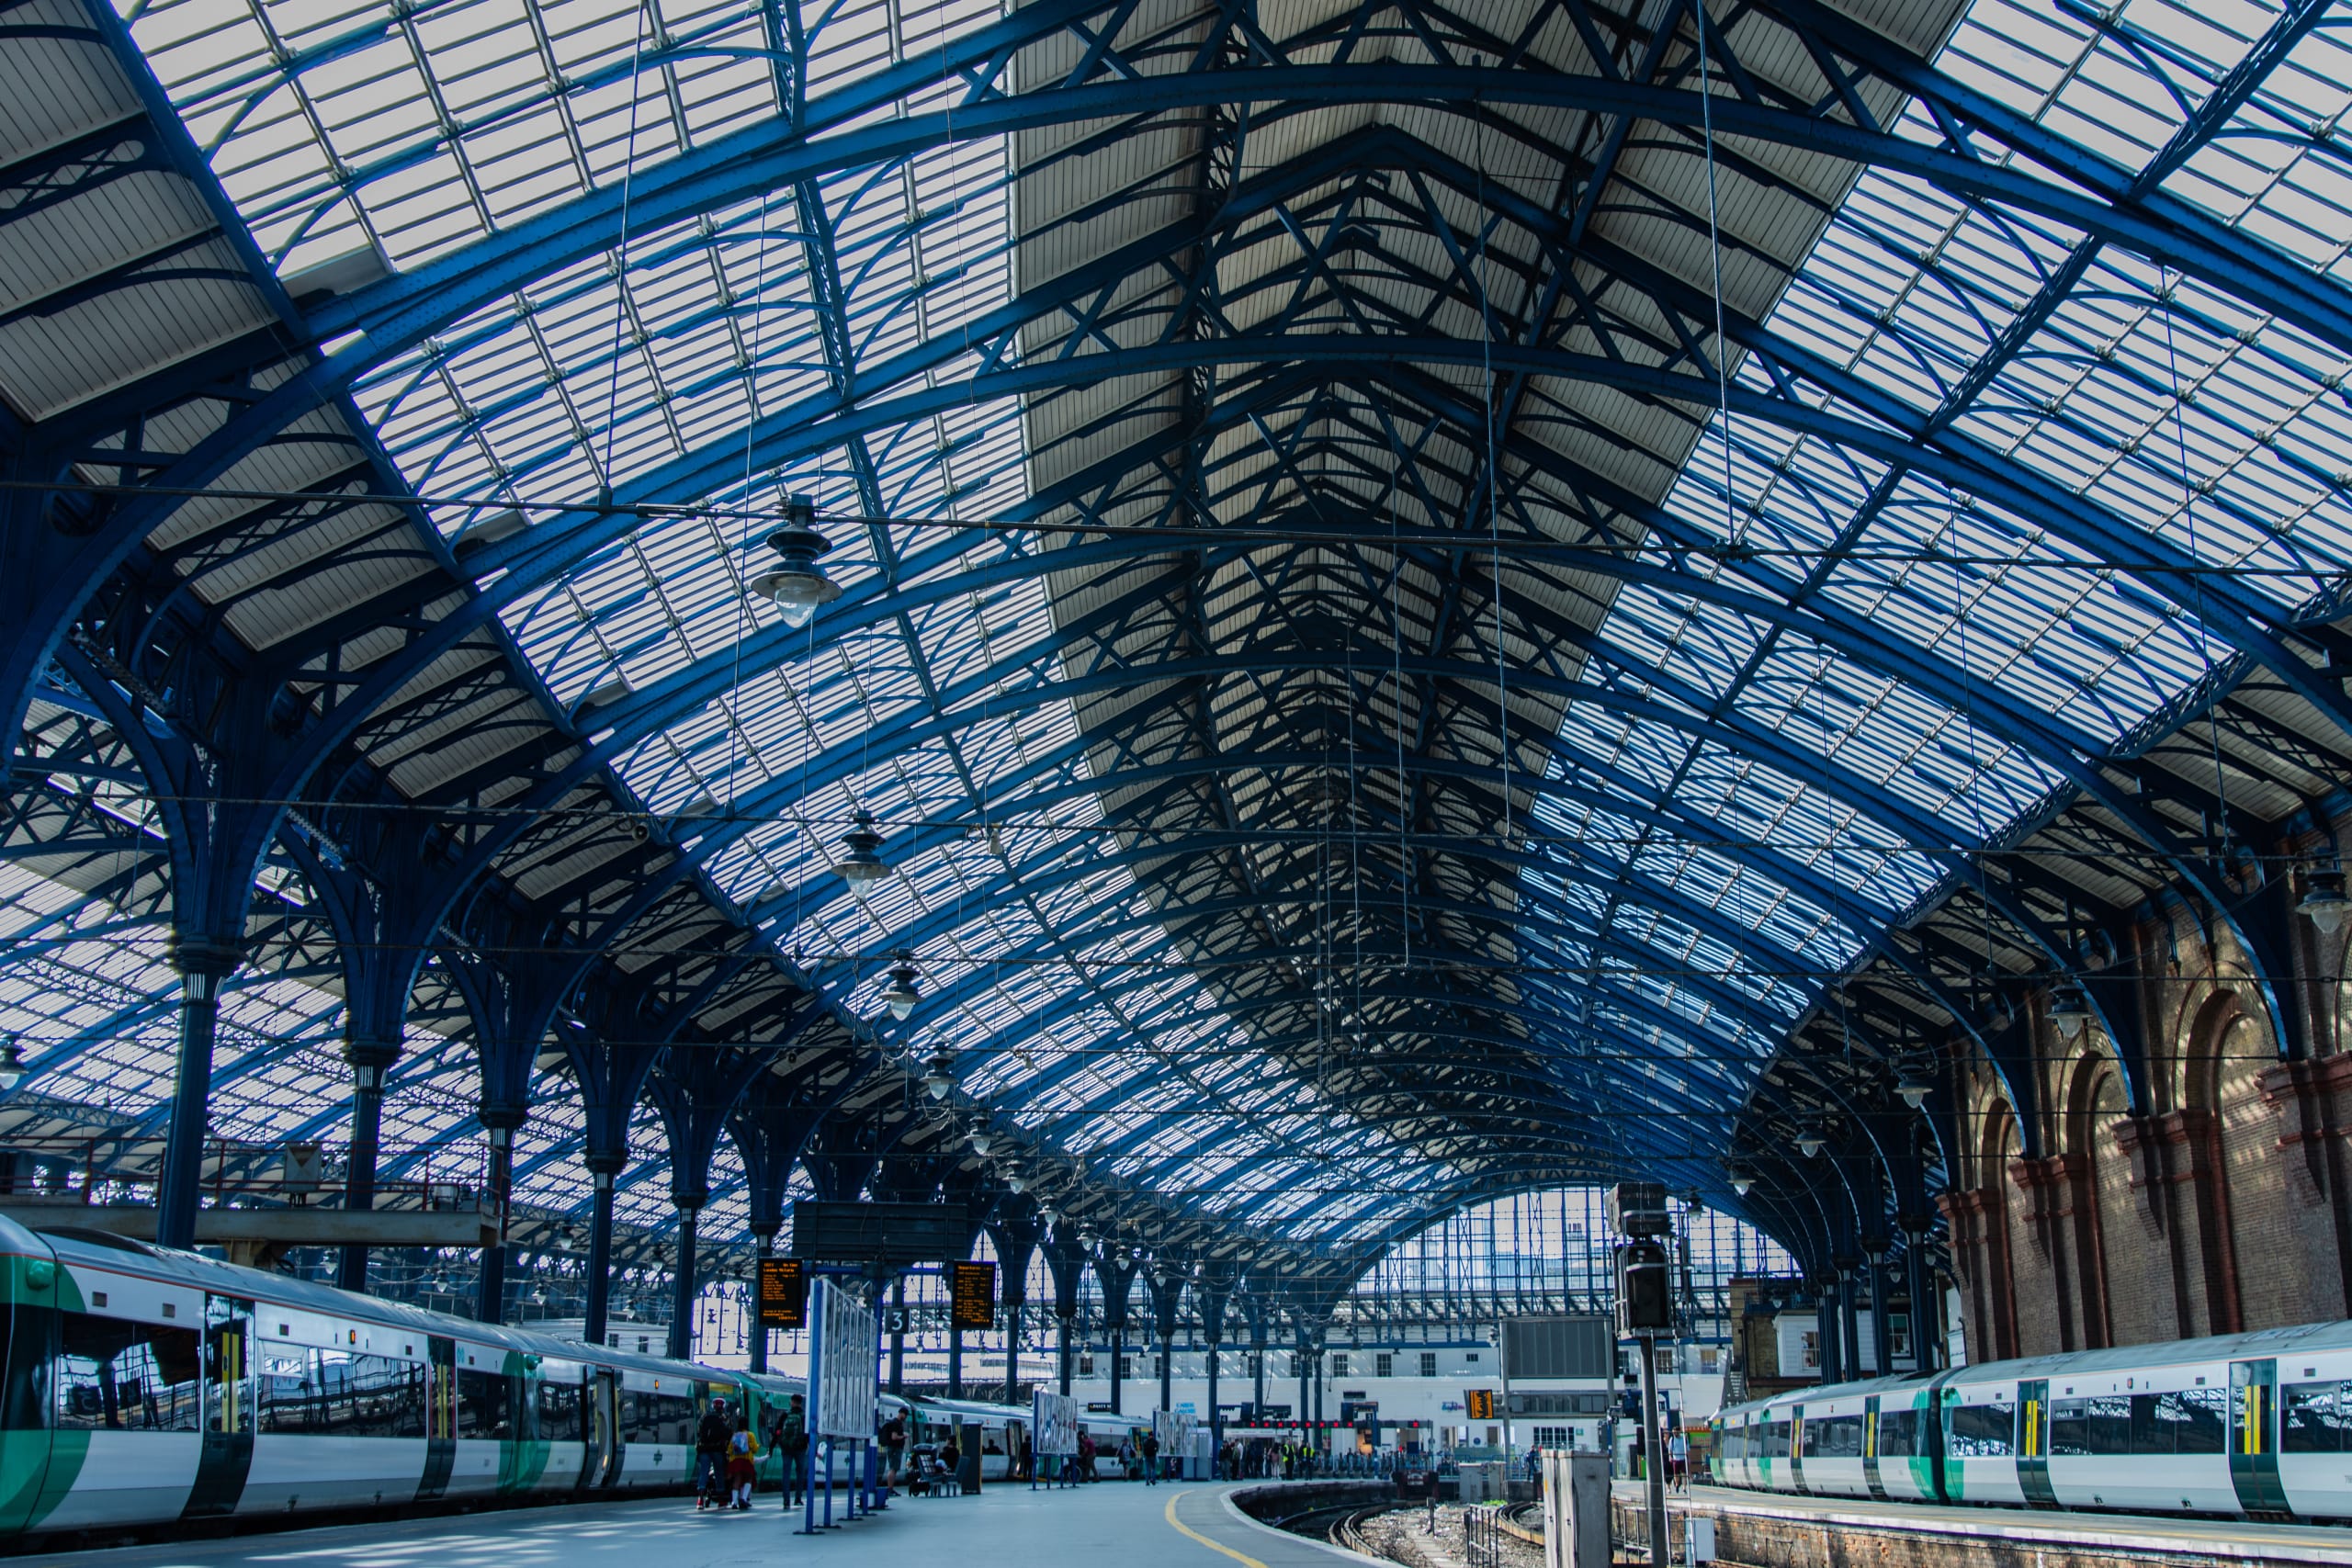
[1713,1319,2352,1524]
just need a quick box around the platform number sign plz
[1464,1388,1498,1421]
[949,1259,998,1329]
[756,1257,808,1329]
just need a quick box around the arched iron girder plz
[906,854,1813,1032]
[332,135,2341,760]
[301,63,2350,385]
[399,368,2322,1046]
[636,637,2069,970]
[987,952,1763,1129]
[889,820,1794,1084]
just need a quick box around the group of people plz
[694,1393,811,1512]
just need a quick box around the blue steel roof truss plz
[3,0,2352,1283]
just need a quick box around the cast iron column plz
[667,1200,702,1360]
[582,1160,620,1347]
[157,942,240,1251]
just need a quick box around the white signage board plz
[809,1277,878,1442]
[1032,1390,1080,1456]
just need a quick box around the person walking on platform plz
[880,1411,906,1492]
[1141,1428,1160,1485]
[695,1398,732,1509]
[728,1415,759,1510]
[776,1394,808,1508]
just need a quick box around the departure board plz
[948,1259,996,1329]
[756,1257,808,1329]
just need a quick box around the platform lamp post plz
[1608,1182,1673,1568]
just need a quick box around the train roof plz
[1941,1318,2352,1386]
[1719,1317,2352,1420]
[17,1216,798,1392]
[1717,1370,1943,1421]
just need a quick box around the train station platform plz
[1634,1483,2352,1567]
[39,1481,1379,1568]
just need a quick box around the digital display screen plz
[949,1260,996,1329]
[756,1257,808,1329]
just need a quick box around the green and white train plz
[1713,1318,2352,1521]
[0,1212,839,1538]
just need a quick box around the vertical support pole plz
[1206,1341,1220,1476]
[1868,1254,1893,1378]
[890,1276,906,1393]
[1815,1278,1841,1383]
[1499,1308,1513,1478]
[1905,1229,1937,1371]
[802,1277,826,1536]
[1297,1337,1311,1434]
[157,945,237,1251]
[1639,1335,1667,1568]
[948,1321,963,1399]
[336,1044,397,1291]
[476,1120,518,1324]
[1057,1309,1073,1396]
[583,1163,618,1347]
[1159,1329,1173,1412]
[669,1201,701,1360]
[1839,1263,1863,1382]
[1006,1301,1021,1404]
[1109,1326,1124,1415]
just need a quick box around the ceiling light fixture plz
[2302,868,2350,937]
[833,810,889,884]
[0,1038,25,1092]
[922,1052,956,1100]
[747,498,842,628]
[882,953,922,1021]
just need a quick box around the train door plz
[2016,1379,2056,1509]
[182,1293,254,1519]
[570,1369,599,1492]
[1861,1396,1887,1501]
[589,1371,621,1488]
[416,1337,457,1502]
[2230,1359,2289,1515]
[1787,1404,1805,1495]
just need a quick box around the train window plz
[1761,1419,1791,1459]
[1803,1415,1863,1459]
[256,1346,319,1432]
[623,1391,697,1445]
[1878,1409,1914,1458]
[2283,1382,2346,1454]
[456,1368,513,1439]
[2049,1395,2129,1456]
[310,1349,425,1438]
[55,1311,201,1431]
[1944,1400,2014,1457]
[539,1379,585,1445]
[2125,1389,2225,1454]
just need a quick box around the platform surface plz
[38,1481,1380,1568]
[1660,1481,2352,1563]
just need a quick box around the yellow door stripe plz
[1166,1489,1272,1568]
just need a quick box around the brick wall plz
[1945,907,2352,1359]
